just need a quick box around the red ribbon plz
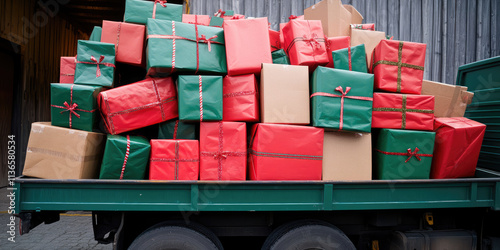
[348,46,352,71]
[376,147,433,163]
[51,84,96,128]
[231,15,243,20]
[119,135,131,180]
[173,120,179,140]
[197,34,218,52]
[198,75,204,121]
[289,15,298,20]
[115,23,121,56]
[214,9,226,17]
[76,55,115,78]
[153,0,167,19]
[302,33,321,48]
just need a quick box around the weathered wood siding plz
[191,0,500,84]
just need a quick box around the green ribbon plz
[373,95,434,129]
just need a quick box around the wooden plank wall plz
[191,0,500,84]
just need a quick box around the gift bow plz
[90,55,105,77]
[60,101,81,118]
[289,15,298,20]
[405,147,421,163]
[214,9,226,17]
[375,147,433,163]
[231,15,243,20]
[302,33,321,48]
[153,0,167,19]
[197,34,218,52]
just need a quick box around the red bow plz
[90,55,105,77]
[61,101,81,118]
[215,9,226,17]
[155,0,167,7]
[405,147,421,163]
[197,34,218,52]
[231,15,243,20]
[289,15,298,20]
[302,33,320,48]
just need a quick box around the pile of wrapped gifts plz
[23,0,486,181]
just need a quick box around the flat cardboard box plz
[23,122,105,179]
[421,80,474,117]
[323,131,371,181]
[350,29,386,70]
[260,63,310,124]
[304,0,363,37]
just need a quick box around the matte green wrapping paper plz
[178,75,223,121]
[124,0,182,24]
[50,84,102,132]
[99,135,151,180]
[374,129,435,180]
[158,120,198,139]
[271,49,290,65]
[146,19,227,76]
[332,44,368,73]
[74,40,115,87]
[311,67,374,132]
[209,16,224,27]
[89,26,102,42]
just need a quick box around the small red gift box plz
[60,56,76,83]
[224,18,272,76]
[372,93,435,131]
[98,77,178,135]
[182,14,211,26]
[223,74,259,122]
[269,29,281,52]
[283,20,329,71]
[200,122,246,180]
[101,20,145,66]
[249,123,324,180]
[326,36,350,68]
[371,40,426,94]
[150,139,199,180]
[431,118,486,179]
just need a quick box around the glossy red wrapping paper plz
[431,118,486,179]
[326,36,350,68]
[182,14,211,26]
[371,40,426,94]
[249,123,324,180]
[200,122,247,180]
[149,139,199,180]
[269,29,281,52]
[60,56,76,83]
[372,93,435,131]
[223,74,259,122]
[98,77,178,135]
[101,20,145,66]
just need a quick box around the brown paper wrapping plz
[304,0,363,37]
[350,28,386,70]
[421,80,474,117]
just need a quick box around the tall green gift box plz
[158,120,198,140]
[89,26,102,42]
[178,75,223,121]
[332,44,368,73]
[374,129,435,180]
[311,67,373,132]
[272,49,290,65]
[74,40,116,87]
[51,84,101,132]
[99,135,151,180]
[147,19,227,76]
[124,0,182,25]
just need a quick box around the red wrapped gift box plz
[249,123,324,180]
[431,118,486,179]
[283,20,329,71]
[101,20,145,66]
[371,40,426,94]
[150,139,199,180]
[182,14,211,26]
[269,29,281,52]
[223,74,259,122]
[372,93,434,131]
[60,56,76,83]
[326,36,350,68]
[224,18,272,76]
[99,77,178,135]
[200,122,246,180]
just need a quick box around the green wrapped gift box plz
[272,49,290,65]
[74,40,116,87]
[147,19,227,76]
[99,135,151,180]
[178,75,223,121]
[311,67,373,132]
[209,16,224,28]
[89,26,102,42]
[158,120,198,139]
[124,0,182,25]
[375,129,435,180]
[51,84,102,132]
[332,44,368,73]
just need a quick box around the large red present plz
[371,40,426,94]
[431,118,486,179]
[249,123,324,180]
[224,18,272,76]
[60,56,76,83]
[98,77,178,135]
[182,14,211,26]
[200,122,246,180]
[372,93,434,131]
[269,29,281,52]
[283,19,329,71]
[149,139,199,180]
[101,20,145,66]
[223,74,259,122]
[325,36,350,68]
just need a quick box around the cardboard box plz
[350,29,386,70]
[23,122,105,179]
[322,132,371,181]
[421,80,474,117]
[260,63,310,124]
[304,0,363,37]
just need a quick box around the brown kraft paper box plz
[304,0,363,37]
[323,131,372,181]
[23,122,105,179]
[350,28,386,70]
[421,80,474,117]
[260,63,310,124]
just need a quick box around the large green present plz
[99,135,151,180]
[146,19,227,76]
[51,84,102,132]
[158,119,198,139]
[311,66,373,132]
[124,0,182,25]
[272,49,290,65]
[178,75,223,121]
[332,44,368,73]
[74,40,116,87]
[89,26,102,42]
[374,129,435,180]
